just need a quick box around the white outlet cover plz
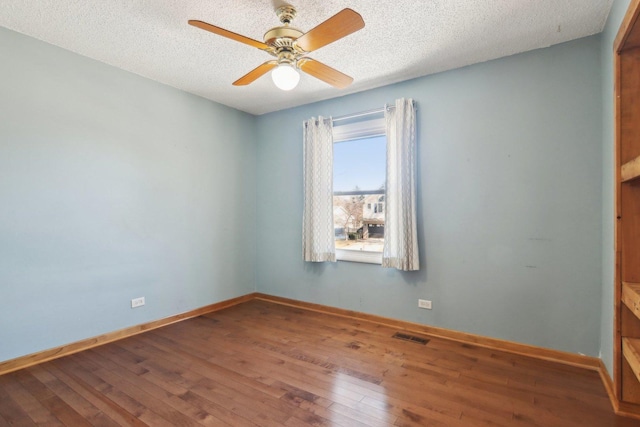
[131,297,145,308]
[418,299,432,309]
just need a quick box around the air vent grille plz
[392,332,429,345]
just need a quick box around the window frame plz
[332,115,386,264]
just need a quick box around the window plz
[303,99,417,269]
[332,116,386,264]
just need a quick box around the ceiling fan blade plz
[188,20,270,51]
[299,58,353,89]
[233,61,278,86]
[295,9,365,53]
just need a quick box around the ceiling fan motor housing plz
[263,27,303,47]
[264,26,305,68]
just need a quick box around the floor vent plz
[392,332,429,345]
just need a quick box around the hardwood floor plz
[0,299,637,426]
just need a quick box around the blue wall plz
[0,18,615,364]
[600,0,632,376]
[0,28,257,362]
[255,35,604,356]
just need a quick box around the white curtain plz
[383,98,419,271]
[302,116,336,262]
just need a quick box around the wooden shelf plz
[623,338,640,383]
[614,0,640,412]
[622,282,640,320]
[622,155,640,182]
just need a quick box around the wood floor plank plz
[136,330,367,406]
[1,299,638,426]
[158,312,396,406]
[0,370,63,426]
[83,348,226,426]
[72,351,203,427]
[130,333,289,401]
[210,307,400,380]
[0,376,38,427]
[44,362,145,427]
[54,356,174,426]
[178,390,262,427]
[100,343,272,426]
[11,369,92,427]
[27,364,120,427]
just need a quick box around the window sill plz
[336,249,382,264]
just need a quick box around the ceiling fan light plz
[272,64,300,91]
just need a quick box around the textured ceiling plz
[0,1,613,115]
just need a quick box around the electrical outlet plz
[131,297,145,308]
[418,299,432,309]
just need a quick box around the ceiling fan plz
[188,5,365,91]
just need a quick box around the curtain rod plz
[331,100,416,123]
[331,107,386,123]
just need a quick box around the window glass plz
[332,135,386,258]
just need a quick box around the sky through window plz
[333,135,386,192]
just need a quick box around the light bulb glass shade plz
[272,64,300,91]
